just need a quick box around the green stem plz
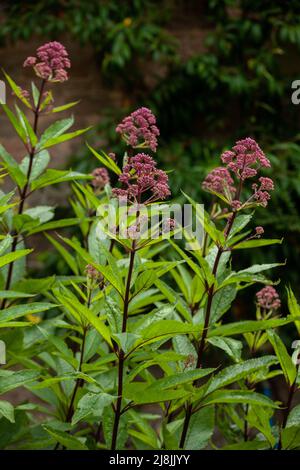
[110,241,136,450]
[1,79,46,310]
[179,210,238,448]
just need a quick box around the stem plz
[110,241,136,450]
[1,79,46,309]
[179,210,238,448]
[244,404,249,441]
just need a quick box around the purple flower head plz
[252,176,275,207]
[255,226,264,235]
[116,107,160,152]
[85,264,101,281]
[162,218,176,233]
[112,153,170,203]
[202,167,235,196]
[91,167,110,190]
[221,137,270,181]
[24,41,71,82]
[256,286,281,310]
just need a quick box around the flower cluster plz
[24,41,71,82]
[202,167,235,196]
[256,286,281,310]
[202,138,275,209]
[252,177,274,207]
[91,167,110,190]
[116,107,159,151]
[112,153,170,203]
[221,138,270,180]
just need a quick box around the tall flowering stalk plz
[179,137,276,448]
[1,42,72,309]
[110,108,171,450]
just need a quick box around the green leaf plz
[267,330,297,386]
[232,238,283,249]
[15,104,37,146]
[45,233,78,275]
[87,143,121,175]
[281,426,300,450]
[20,150,50,181]
[184,406,214,450]
[72,392,115,425]
[39,117,74,148]
[124,383,190,404]
[132,320,199,351]
[207,336,242,362]
[205,356,278,394]
[0,370,40,394]
[228,213,253,239]
[287,287,300,335]
[27,218,84,235]
[52,101,80,113]
[209,317,297,337]
[0,144,26,188]
[0,302,55,323]
[31,169,91,190]
[2,104,27,143]
[3,71,32,108]
[219,262,283,288]
[0,249,32,268]
[210,285,237,323]
[42,426,88,450]
[201,389,278,407]
[0,290,34,299]
[0,400,15,423]
[55,286,112,346]
[182,191,224,244]
[148,368,215,391]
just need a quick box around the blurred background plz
[0,0,300,308]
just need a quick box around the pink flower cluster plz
[252,177,274,207]
[202,167,235,196]
[116,107,159,151]
[221,138,270,180]
[91,167,110,190]
[202,138,275,209]
[24,41,71,82]
[256,286,281,310]
[112,153,170,203]
[162,218,176,233]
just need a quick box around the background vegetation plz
[1,0,300,300]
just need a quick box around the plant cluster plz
[0,42,299,451]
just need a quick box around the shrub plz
[0,42,299,451]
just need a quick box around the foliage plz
[0,46,299,450]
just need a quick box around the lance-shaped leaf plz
[31,169,91,191]
[209,316,297,337]
[232,238,283,249]
[55,286,112,347]
[218,262,284,288]
[0,370,40,394]
[20,150,50,181]
[201,389,278,407]
[0,249,32,269]
[287,287,300,335]
[3,71,32,108]
[2,104,27,143]
[42,426,88,450]
[87,143,122,175]
[267,329,297,386]
[0,302,55,323]
[0,144,26,188]
[205,356,278,394]
[184,406,215,450]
